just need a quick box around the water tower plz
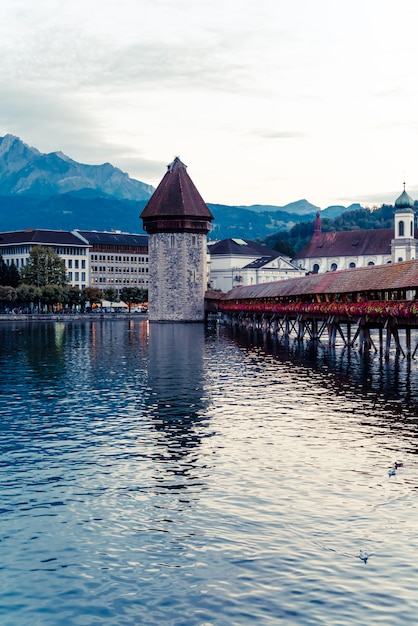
[140,157,214,322]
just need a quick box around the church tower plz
[140,157,214,322]
[391,184,416,263]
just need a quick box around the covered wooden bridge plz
[205,260,418,358]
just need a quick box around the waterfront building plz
[140,157,214,322]
[208,238,304,292]
[75,230,149,293]
[294,187,417,273]
[0,229,90,289]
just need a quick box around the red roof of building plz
[295,228,394,259]
[140,158,213,231]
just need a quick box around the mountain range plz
[0,135,360,240]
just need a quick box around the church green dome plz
[395,186,414,210]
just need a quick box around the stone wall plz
[148,231,207,322]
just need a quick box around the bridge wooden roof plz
[221,260,418,300]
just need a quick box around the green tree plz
[81,287,103,311]
[0,285,17,310]
[64,286,83,310]
[273,239,295,257]
[103,287,119,305]
[120,287,148,311]
[40,284,67,311]
[16,283,42,312]
[0,257,20,287]
[21,245,68,286]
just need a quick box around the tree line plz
[0,246,148,313]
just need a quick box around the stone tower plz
[140,157,214,322]
[391,184,416,263]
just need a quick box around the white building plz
[0,229,90,289]
[75,230,149,293]
[208,238,304,292]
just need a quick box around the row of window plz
[67,260,86,269]
[68,272,86,282]
[91,266,148,273]
[91,255,148,262]
[56,247,87,256]
[92,278,148,285]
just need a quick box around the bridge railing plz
[218,299,418,319]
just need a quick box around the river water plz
[1,319,418,625]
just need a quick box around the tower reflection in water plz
[145,323,212,493]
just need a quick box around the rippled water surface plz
[1,319,418,625]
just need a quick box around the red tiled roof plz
[295,228,394,259]
[140,157,213,221]
[222,260,418,300]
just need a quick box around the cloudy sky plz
[0,0,417,209]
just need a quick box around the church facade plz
[294,187,417,273]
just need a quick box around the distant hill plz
[0,134,359,239]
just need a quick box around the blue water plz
[1,319,418,625]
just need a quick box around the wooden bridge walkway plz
[205,259,418,359]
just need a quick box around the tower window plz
[399,221,404,237]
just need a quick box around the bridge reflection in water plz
[207,259,418,359]
[224,323,418,427]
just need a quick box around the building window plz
[349,262,356,268]
[312,263,320,273]
[367,261,375,266]
[330,263,337,271]
[398,257,403,262]
[68,260,72,268]
[399,221,404,237]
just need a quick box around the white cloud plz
[0,0,417,208]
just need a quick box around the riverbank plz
[0,312,148,322]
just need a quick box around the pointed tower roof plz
[395,183,414,211]
[140,157,214,234]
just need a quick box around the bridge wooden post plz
[405,327,412,359]
[385,323,392,359]
[297,315,305,340]
[327,316,336,347]
[346,322,352,347]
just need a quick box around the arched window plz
[411,222,414,236]
[330,263,337,271]
[367,261,375,266]
[349,262,356,268]
[312,263,320,273]
[399,221,404,237]
[398,257,403,262]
